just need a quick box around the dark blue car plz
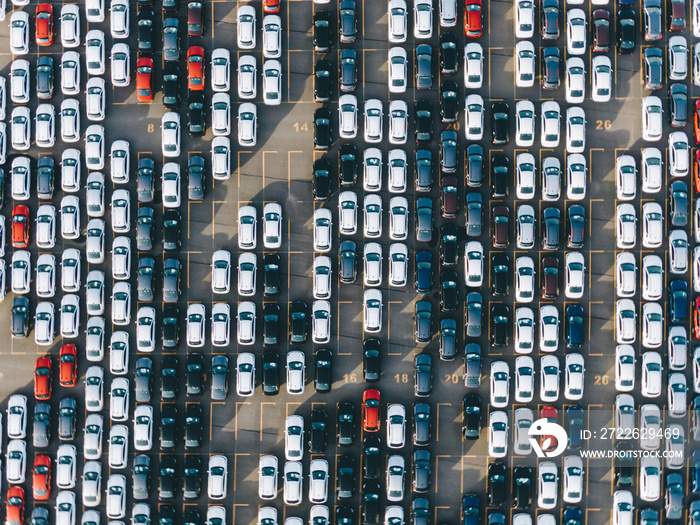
[462,494,480,525]
[415,251,433,293]
[566,406,584,450]
[669,280,688,323]
[566,305,584,350]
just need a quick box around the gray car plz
[464,343,482,387]
[134,357,153,403]
[188,155,206,201]
[211,355,229,400]
[414,354,432,397]
[33,403,52,448]
[36,56,54,99]
[412,450,431,492]
[415,198,433,242]
[412,498,430,525]
[643,0,662,40]
[415,45,433,89]
[439,318,457,360]
[132,454,151,500]
[136,207,154,251]
[339,241,357,284]
[137,257,155,302]
[163,18,180,61]
[440,131,458,173]
[58,398,77,440]
[137,158,155,203]
[37,157,55,200]
[670,181,688,226]
[163,259,181,303]
[412,403,431,445]
[542,207,560,250]
[466,293,483,337]
[414,301,432,343]
[665,473,683,519]
[466,194,482,236]
[466,144,483,186]
[415,149,433,189]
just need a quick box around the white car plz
[6,394,27,439]
[208,455,228,500]
[540,355,560,402]
[210,250,231,295]
[313,256,332,299]
[565,106,586,153]
[85,30,105,75]
[386,455,406,502]
[515,100,535,146]
[36,204,56,249]
[669,229,688,274]
[10,156,30,200]
[238,55,257,99]
[389,243,408,287]
[565,252,585,299]
[308,459,328,504]
[110,189,130,232]
[668,36,688,80]
[57,445,78,489]
[464,43,484,88]
[668,326,688,370]
[339,191,358,235]
[106,475,127,519]
[668,374,687,417]
[259,508,278,525]
[665,425,685,468]
[464,94,484,140]
[464,241,484,287]
[641,147,662,193]
[313,209,332,253]
[616,252,636,298]
[388,100,408,144]
[36,254,56,298]
[566,9,586,55]
[641,352,663,397]
[566,58,585,103]
[695,42,700,85]
[108,425,128,468]
[61,4,81,47]
[60,294,80,338]
[11,106,30,150]
[285,415,304,461]
[61,52,81,95]
[616,203,636,249]
[186,304,206,348]
[388,150,407,193]
[132,404,153,451]
[413,0,433,38]
[565,353,585,400]
[514,355,535,402]
[516,205,536,248]
[237,206,257,250]
[6,439,26,483]
[591,55,612,102]
[11,250,30,295]
[110,240,130,285]
[9,11,29,54]
[62,149,82,192]
[562,455,584,503]
[540,101,560,147]
[110,0,128,37]
[10,59,30,103]
[258,456,279,500]
[287,351,305,394]
[312,300,331,343]
[515,0,535,37]
[110,43,130,86]
[86,77,106,121]
[110,379,130,424]
[161,112,180,157]
[35,103,55,148]
[363,289,382,332]
[110,140,130,183]
[161,163,181,208]
[538,461,559,509]
[639,456,661,501]
[85,317,105,361]
[515,41,535,87]
[109,332,129,375]
[237,5,256,49]
[669,131,690,176]
[84,366,104,413]
[616,299,636,344]
[439,0,457,25]
[339,94,358,138]
[364,243,382,286]
[86,0,105,22]
[263,202,283,249]
[642,255,663,300]
[237,300,256,344]
[137,307,156,352]
[639,404,661,450]
[566,154,587,199]
[695,247,700,292]
[539,305,560,351]
[262,59,282,105]
[642,96,663,141]
[516,153,536,199]
[211,48,231,92]
[262,15,282,58]
[283,461,303,506]
[615,346,636,392]
[515,256,535,302]
[86,220,105,264]
[488,411,508,458]
[238,102,257,146]
[364,194,382,238]
[83,414,104,460]
[388,0,408,42]
[389,197,409,240]
[211,93,231,136]
[211,303,231,347]
[613,491,634,525]
[513,408,534,455]
[55,491,77,525]
[85,124,105,170]
[211,136,231,180]
[490,361,510,408]
[364,99,383,143]
[387,404,406,448]
[642,202,663,248]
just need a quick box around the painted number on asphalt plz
[595,120,611,130]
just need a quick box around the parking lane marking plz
[235,401,252,440]
[260,402,275,441]
[387,301,403,352]
[237,151,253,188]
[436,403,450,441]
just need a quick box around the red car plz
[34,356,52,400]
[32,455,51,501]
[264,0,281,13]
[695,150,700,193]
[464,0,483,37]
[441,176,458,218]
[187,46,205,91]
[694,99,700,143]
[5,487,24,525]
[59,344,78,387]
[11,205,30,248]
[539,406,558,452]
[136,57,154,102]
[694,297,700,339]
[35,3,54,45]
[362,389,380,432]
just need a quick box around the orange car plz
[35,3,54,45]
[32,455,51,500]
[263,0,281,13]
[539,406,558,452]
[59,344,78,387]
[5,486,24,525]
[136,57,154,102]
[187,46,205,90]
[464,0,482,37]
[694,297,700,339]
[694,150,700,193]
[34,356,52,400]
[11,205,30,248]
[695,99,700,143]
[362,389,380,432]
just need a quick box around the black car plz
[315,349,333,393]
[186,353,205,397]
[466,144,483,187]
[413,450,431,492]
[36,157,54,199]
[289,301,308,344]
[263,304,280,348]
[339,240,357,283]
[160,405,177,451]
[187,91,206,136]
[513,466,533,508]
[362,482,381,525]
[161,506,177,524]
[309,408,328,453]
[133,454,151,500]
[363,338,381,382]
[440,131,458,173]
[491,254,510,297]
[542,47,560,89]
[488,462,506,506]
[159,455,177,501]
[160,357,178,403]
[336,455,355,500]
[441,270,458,312]
[491,102,509,144]
[36,56,54,99]
[313,10,332,52]
[0,169,5,210]
[339,144,358,186]
[363,435,380,479]
[669,83,688,126]
[413,402,431,444]
[440,319,457,361]
[135,357,153,403]
[567,205,585,248]
[542,207,561,250]
[337,402,355,447]
[58,398,77,440]
[414,301,432,343]
[183,456,201,500]
[490,305,510,347]
[262,351,280,396]
[564,507,582,525]
[163,209,181,251]
[185,404,203,450]
[183,510,200,525]
[491,154,509,197]
[314,108,332,150]
[617,9,636,54]
[541,0,560,39]
[137,158,155,203]
[337,506,354,525]
[163,0,177,11]
[313,158,332,201]
[339,0,356,42]
[440,32,458,74]
[440,224,459,266]
[162,62,181,108]
[314,60,332,102]
[462,394,481,440]
[339,49,357,92]
[137,9,155,52]
[415,251,433,293]
[263,254,280,298]
[415,100,433,144]
[615,441,634,487]
[566,305,584,350]
[415,149,434,191]
[414,356,433,398]
[162,306,179,350]
[441,81,458,122]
